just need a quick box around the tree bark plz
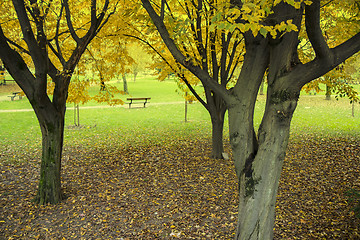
[35,112,64,204]
[232,90,298,239]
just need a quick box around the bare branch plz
[125,34,208,109]
[0,24,35,96]
[12,0,41,56]
[305,0,332,60]
[161,0,165,20]
[6,37,30,55]
[141,0,232,104]
[63,0,81,43]
[53,3,65,65]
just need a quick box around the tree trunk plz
[34,111,64,204]
[100,79,106,91]
[230,93,297,239]
[185,92,188,122]
[325,84,331,100]
[133,71,138,82]
[123,74,129,94]
[210,110,225,159]
[76,104,80,126]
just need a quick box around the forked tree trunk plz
[34,110,65,204]
[230,92,298,239]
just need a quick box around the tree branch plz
[124,34,208,108]
[0,25,35,96]
[161,0,165,20]
[289,32,360,88]
[305,0,332,60]
[6,38,30,55]
[53,3,66,65]
[63,0,81,43]
[141,0,232,104]
[12,0,44,63]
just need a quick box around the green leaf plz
[259,27,268,37]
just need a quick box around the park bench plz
[0,79,15,85]
[8,92,22,101]
[127,97,151,108]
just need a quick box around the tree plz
[0,0,116,204]
[127,42,153,82]
[133,0,245,158]
[140,0,360,238]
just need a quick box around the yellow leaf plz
[242,5,252,14]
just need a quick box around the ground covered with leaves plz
[1,135,359,239]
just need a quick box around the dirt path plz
[0,101,184,113]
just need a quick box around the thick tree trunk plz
[230,94,297,239]
[34,111,64,204]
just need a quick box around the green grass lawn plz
[1,75,360,150]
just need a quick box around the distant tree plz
[127,42,153,82]
[0,0,116,204]
[122,73,129,94]
[141,0,360,238]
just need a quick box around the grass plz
[1,75,360,150]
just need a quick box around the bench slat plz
[127,97,151,100]
[126,97,151,108]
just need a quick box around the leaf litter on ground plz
[0,135,359,239]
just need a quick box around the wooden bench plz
[127,97,151,108]
[8,92,22,101]
[0,79,15,85]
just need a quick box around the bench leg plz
[144,100,149,108]
[11,96,15,101]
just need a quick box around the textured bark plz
[234,98,297,239]
[228,36,271,239]
[35,114,64,204]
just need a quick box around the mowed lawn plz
[0,76,359,239]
